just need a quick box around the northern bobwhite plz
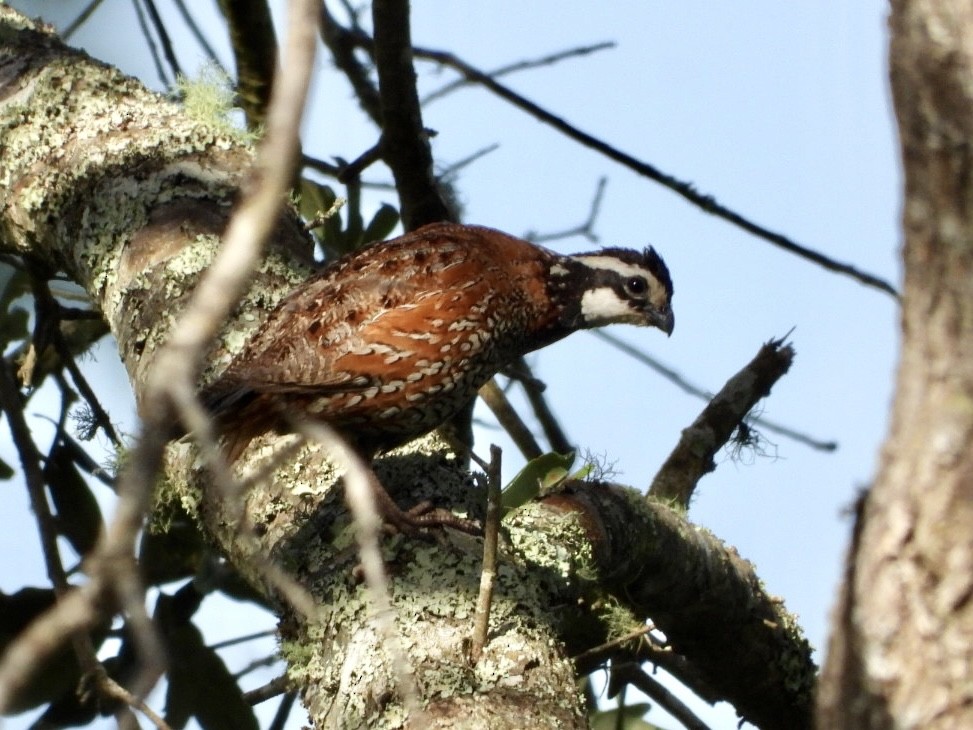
[201,222,673,525]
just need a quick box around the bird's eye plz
[625,276,648,297]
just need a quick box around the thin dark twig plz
[209,629,277,651]
[372,0,453,229]
[438,143,500,183]
[318,3,383,125]
[31,278,120,445]
[409,47,899,298]
[301,154,343,177]
[170,0,224,69]
[267,690,297,730]
[337,141,383,183]
[592,330,837,452]
[478,379,542,460]
[611,663,713,730]
[527,177,607,245]
[63,0,107,39]
[506,358,573,454]
[140,0,184,80]
[423,41,617,105]
[0,362,112,709]
[131,0,169,87]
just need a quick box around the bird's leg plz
[362,469,481,537]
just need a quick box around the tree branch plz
[216,0,277,130]
[649,337,795,507]
[410,46,898,298]
[371,0,453,229]
[532,481,815,730]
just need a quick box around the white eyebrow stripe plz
[571,256,650,280]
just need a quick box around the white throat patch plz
[580,287,640,326]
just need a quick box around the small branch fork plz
[593,329,836,453]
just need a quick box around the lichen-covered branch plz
[649,338,794,507]
[532,481,815,730]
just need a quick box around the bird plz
[200,222,674,529]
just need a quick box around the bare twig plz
[243,673,290,705]
[318,2,383,125]
[209,629,277,651]
[94,671,175,730]
[438,143,500,184]
[267,691,297,730]
[592,330,837,452]
[409,46,898,298]
[0,362,126,716]
[526,177,607,245]
[506,358,573,454]
[478,379,542,459]
[423,41,616,105]
[131,0,169,87]
[171,0,224,70]
[140,0,184,80]
[216,0,276,129]
[31,277,120,445]
[470,444,502,663]
[0,0,320,710]
[570,623,655,668]
[337,141,383,183]
[63,0,107,39]
[610,663,713,730]
[648,337,795,507]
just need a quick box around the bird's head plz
[552,246,674,335]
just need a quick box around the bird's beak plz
[653,308,674,337]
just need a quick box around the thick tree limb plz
[818,2,973,727]
[534,482,815,730]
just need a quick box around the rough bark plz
[817,2,973,727]
[0,10,586,727]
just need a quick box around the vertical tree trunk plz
[818,2,973,727]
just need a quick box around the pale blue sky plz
[3,3,899,728]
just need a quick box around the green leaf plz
[45,444,105,557]
[501,451,576,514]
[159,593,259,730]
[140,517,208,586]
[362,204,400,244]
[591,704,665,730]
[0,457,13,480]
[0,306,28,347]
[0,588,108,713]
[298,177,352,256]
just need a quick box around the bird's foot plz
[375,492,481,537]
